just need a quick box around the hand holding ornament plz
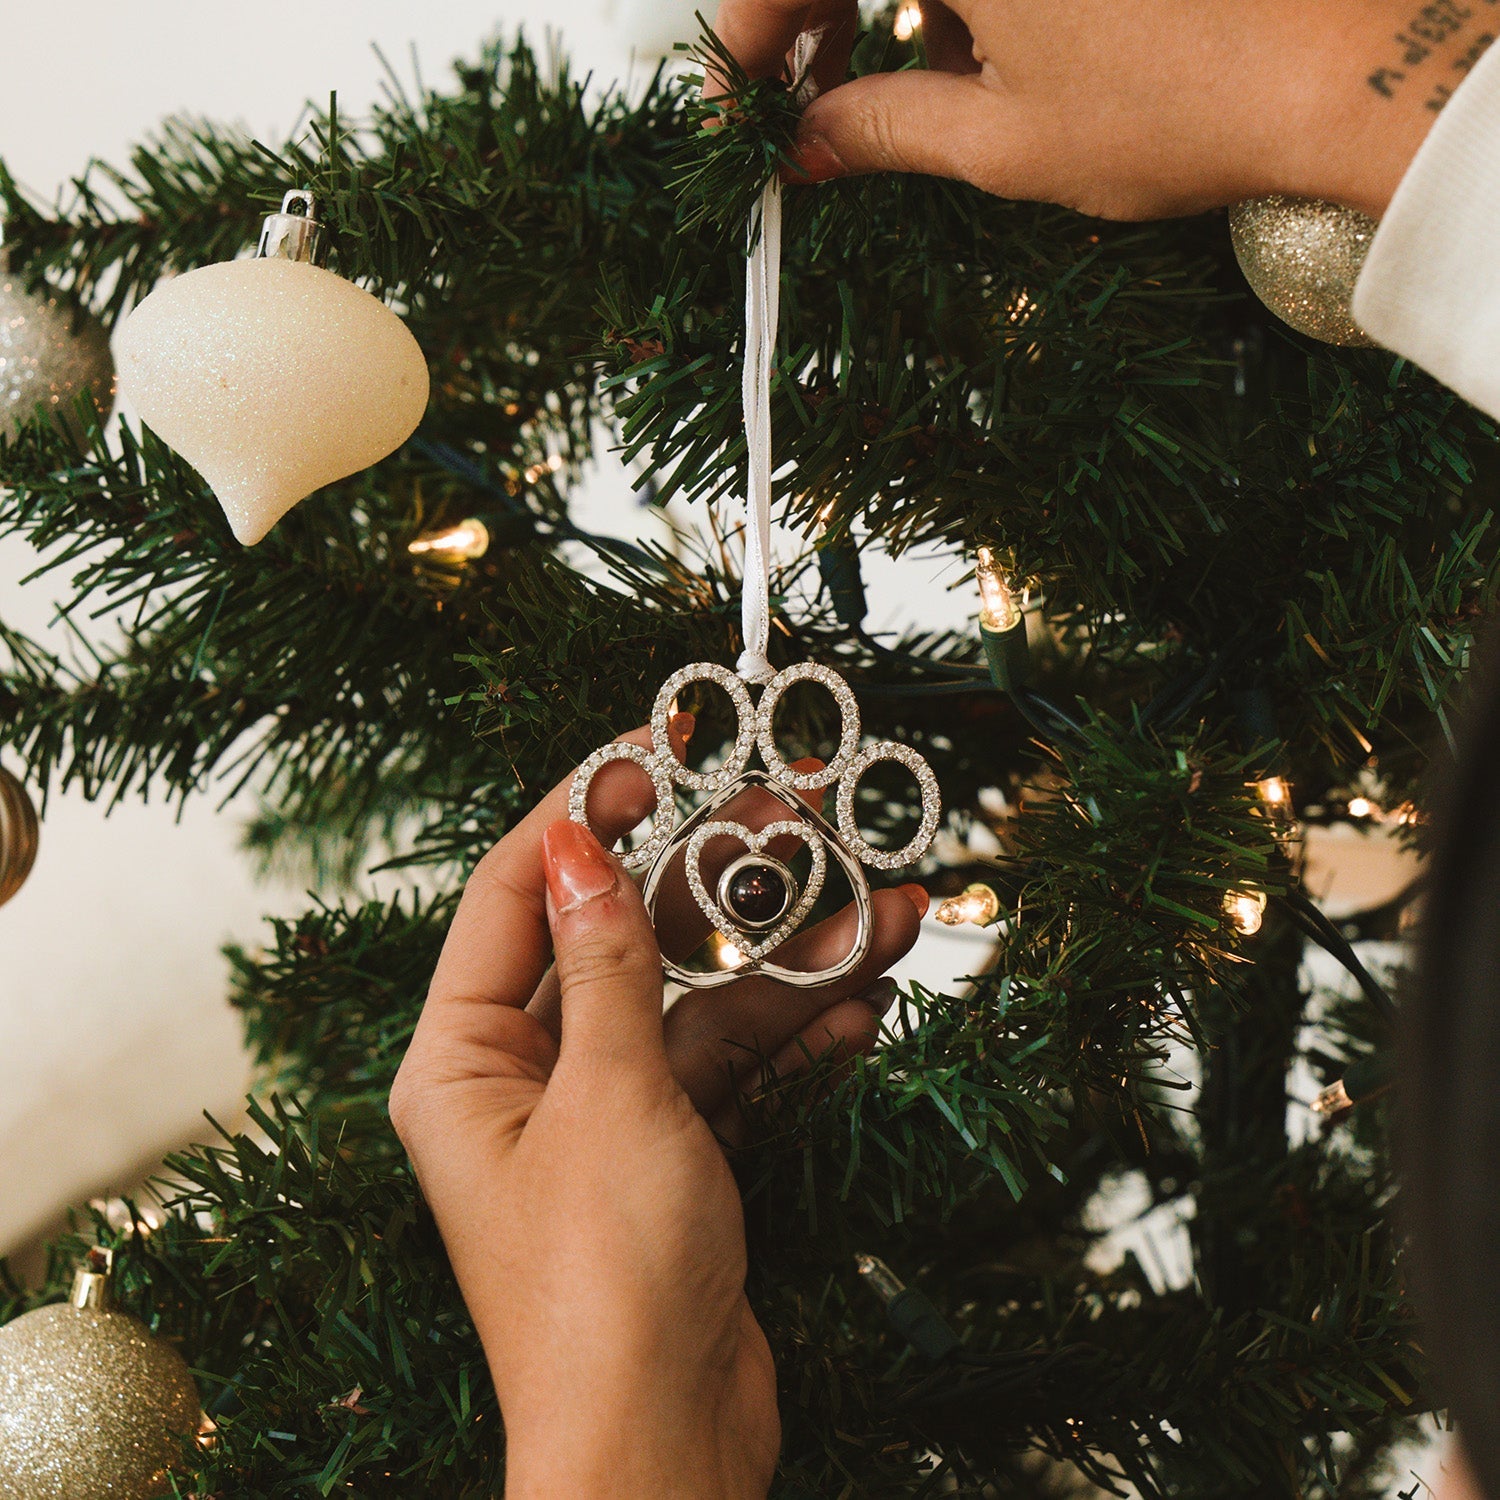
[390,718,926,1497]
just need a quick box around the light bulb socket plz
[889,1288,962,1362]
[855,1253,959,1362]
[1231,686,1279,748]
[981,616,1032,691]
[257,189,326,265]
[1343,1052,1394,1105]
[818,534,868,627]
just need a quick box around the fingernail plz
[542,820,618,914]
[855,977,898,1011]
[781,130,847,185]
[791,756,826,774]
[897,883,930,918]
[670,711,696,744]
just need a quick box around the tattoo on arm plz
[1364,0,1499,112]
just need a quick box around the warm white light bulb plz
[854,1253,906,1303]
[1257,776,1290,808]
[408,518,491,561]
[1312,1079,1353,1116]
[935,882,1001,927]
[893,2,922,40]
[976,546,1022,631]
[1346,796,1375,819]
[1224,888,1268,936]
[524,453,565,484]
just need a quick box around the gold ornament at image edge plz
[0,766,39,908]
[0,255,116,445]
[1229,196,1377,347]
[0,1303,200,1500]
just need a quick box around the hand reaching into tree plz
[390,717,926,1498]
[711,0,1492,218]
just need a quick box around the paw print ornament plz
[569,661,940,988]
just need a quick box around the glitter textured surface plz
[836,741,943,869]
[569,740,677,870]
[650,663,754,791]
[0,255,115,444]
[687,818,826,960]
[1229,196,1377,347]
[571,660,941,981]
[116,257,429,544]
[753,661,860,789]
[0,1302,199,1499]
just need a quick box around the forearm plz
[1292,1,1489,216]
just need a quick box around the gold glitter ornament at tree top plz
[0,765,39,908]
[1229,195,1378,347]
[0,1248,201,1500]
[116,190,430,546]
[0,251,115,445]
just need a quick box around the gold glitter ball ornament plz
[0,765,39,908]
[0,252,115,445]
[1229,196,1378,347]
[0,1251,201,1500]
[116,192,429,545]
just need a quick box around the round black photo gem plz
[724,860,793,929]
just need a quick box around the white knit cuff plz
[1353,37,1500,420]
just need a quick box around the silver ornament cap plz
[1229,195,1377,348]
[256,188,326,265]
[0,251,116,445]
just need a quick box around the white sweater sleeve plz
[1352,38,1500,421]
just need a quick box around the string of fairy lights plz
[405,499,1398,1125]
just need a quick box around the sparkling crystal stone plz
[719,855,795,930]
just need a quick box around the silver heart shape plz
[641,771,874,989]
[685,818,827,962]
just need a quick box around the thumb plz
[786,70,1016,192]
[541,819,668,1074]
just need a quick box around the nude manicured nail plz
[670,710,696,744]
[542,820,618,914]
[897,883,930,919]
[782,131,848,185]
[791,756,826,774]
[856,977,898,1011]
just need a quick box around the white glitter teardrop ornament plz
[116,192,429,545]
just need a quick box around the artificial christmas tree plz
[0,20,1490,1497]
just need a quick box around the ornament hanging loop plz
[738,176,781,686]
[257,189,325,265]
[735,28,823,687]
